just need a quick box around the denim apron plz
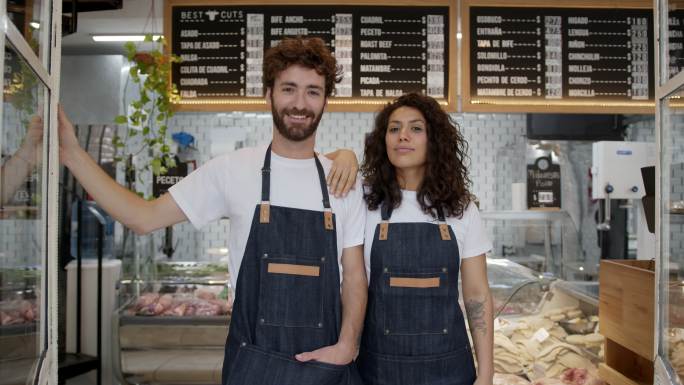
[223,144,361,385]
[357,203,476,385]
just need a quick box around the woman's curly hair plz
[263,37,343,97]
[361,93,472,219]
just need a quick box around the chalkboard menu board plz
[463,3,654,113]
[165,1,454,112]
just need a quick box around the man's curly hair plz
[263,37,343,97]
[361,93,472,219]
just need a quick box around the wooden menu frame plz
[461,0,655,114]
[164,0,457,112]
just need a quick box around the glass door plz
[0,0,61,384]
[656,1,684,385]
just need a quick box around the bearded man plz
[58,37,367,385]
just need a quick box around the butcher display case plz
[113,261,233,385]
[114,258,601,385]
[487,258,603,385]
[486,258,548,318]
[481,210,587,281]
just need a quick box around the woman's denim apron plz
[357,204,476,385]
[222,145,362,385]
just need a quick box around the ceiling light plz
[91,35,162,42]
[30,22,40,29]
[456,32,462,39]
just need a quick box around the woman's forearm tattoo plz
[465,299,487,335]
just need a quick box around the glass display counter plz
[481,210,587,281]
[113,261,232,385]
[487,258,602,385]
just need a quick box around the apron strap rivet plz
[318,322,323,328]
[240,342,246,347]
[321,257,326,262]
[259,318,265,324]
[384,329,390,335]
[442,267,448,272]
[263,253,268,259]
[383,267,388,273]
[443,329,448,334]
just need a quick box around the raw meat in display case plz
[126,290,232,317]
[0,299,38,325]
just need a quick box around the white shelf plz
[480,210,570,221]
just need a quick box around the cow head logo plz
[205,10,219,21]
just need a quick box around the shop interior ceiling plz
[62,0,163,55]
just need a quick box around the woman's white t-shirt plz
[363,190,493,278]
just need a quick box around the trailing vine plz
[114,35,181,178]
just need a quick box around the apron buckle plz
[260,202,270,224]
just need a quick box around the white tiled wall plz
[131,110,528,262]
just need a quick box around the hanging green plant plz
[114,34,181,179]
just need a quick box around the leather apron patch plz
[324,211,334,230]
[439,223,451,240]
[267,263,320,277]
[389,277,440,288]
[379,222,389,240]
[260,203,270,223]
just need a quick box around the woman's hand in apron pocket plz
[295,341,356,366]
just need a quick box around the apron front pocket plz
[227,343,346,385]
[358,346,476,385]
[258,254,325,328]
[381,266,449,336]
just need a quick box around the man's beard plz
[271,95,323,142]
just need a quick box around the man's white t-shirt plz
[363,190,492,278]
[169,144,366,287]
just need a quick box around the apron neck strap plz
[436,206,451,241]
[260,143,331,210]
[314,155,332,210]
[436,206,446,222]
[261,144,273,203]
[381,201,393,221]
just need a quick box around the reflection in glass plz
[669,3,684,80]
[7,0,45,59]
[0,41,46,385]
[661,89,684,383]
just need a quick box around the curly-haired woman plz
[357,93,494,385]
